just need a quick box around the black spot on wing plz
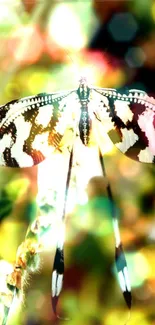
[0,122,18,167]
[0,107,8,123]
[23,143,45,165]
[123,291,132,309]
[115,243,127,272]
[23,101,63,162]
[0,122,17,141]
[23,107,39,123]
[24,123,45,146]
[125,137,148,161]
[0,99,20,121]
[128,102,147,120]
[3,148,19,167]
[53,248,64,274]
[107,98,150,161]
[115,244,132,309]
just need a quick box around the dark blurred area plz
[91,0,155,95]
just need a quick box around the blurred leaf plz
[25,200,38,224]
[70,233,112,275]
[4,177,29,201]
[0,197,13,222]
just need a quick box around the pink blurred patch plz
[7,25,44,65]
[138,110,155,154]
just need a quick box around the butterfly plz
[0,76,155,322]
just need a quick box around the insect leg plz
[98,150,131,311]
[51,148,73,317]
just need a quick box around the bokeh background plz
[0,0,154,324]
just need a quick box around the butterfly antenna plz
[62,46,100,84]
[62,47,81,79]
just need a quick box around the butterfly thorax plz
[77,78,92,146]
[77,77,90,101]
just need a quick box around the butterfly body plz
[0,80,154,168]
[0,79,155,324]
[77,77,92,145]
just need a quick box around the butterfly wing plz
[0,90,79,167]
[92,87,155,163]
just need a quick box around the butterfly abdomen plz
[79,103,92,146]
[77,79,92,145]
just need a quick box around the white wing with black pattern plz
[93,87,155,163]
[0,90,79,167]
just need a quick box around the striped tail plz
[51,149,73,317]
[99,150,132,311]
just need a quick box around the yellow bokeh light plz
[126,252,151,288]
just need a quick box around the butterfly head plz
[77,76,90,101]
[79,76,87,85]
